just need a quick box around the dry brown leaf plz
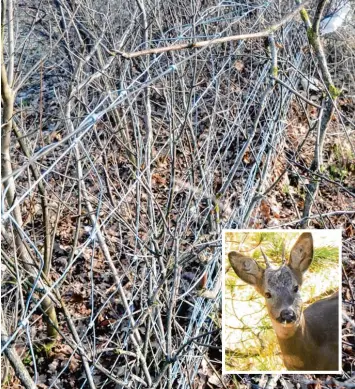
[234,60,244,72]
[260,199,271,222]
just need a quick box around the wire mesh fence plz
[1,0,354,388]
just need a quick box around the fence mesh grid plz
[1,0,354,388]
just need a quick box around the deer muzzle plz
[277,309,296,324]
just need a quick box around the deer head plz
[228,233,313,337]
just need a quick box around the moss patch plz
[329,84,341,99]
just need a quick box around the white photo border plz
[221,228,342,375]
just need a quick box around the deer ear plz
[228,252,264,286]
[289,233,313,273]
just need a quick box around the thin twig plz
[113,2,310,59]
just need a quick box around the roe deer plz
[228,232,339,371]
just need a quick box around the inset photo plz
[222,230,341,374]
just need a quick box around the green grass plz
[312,245,339,270]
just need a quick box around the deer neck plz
[271,314,311,370]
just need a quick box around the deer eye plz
[293,285,299,293]
[265,292,272,299]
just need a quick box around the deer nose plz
[278,309,296,323]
